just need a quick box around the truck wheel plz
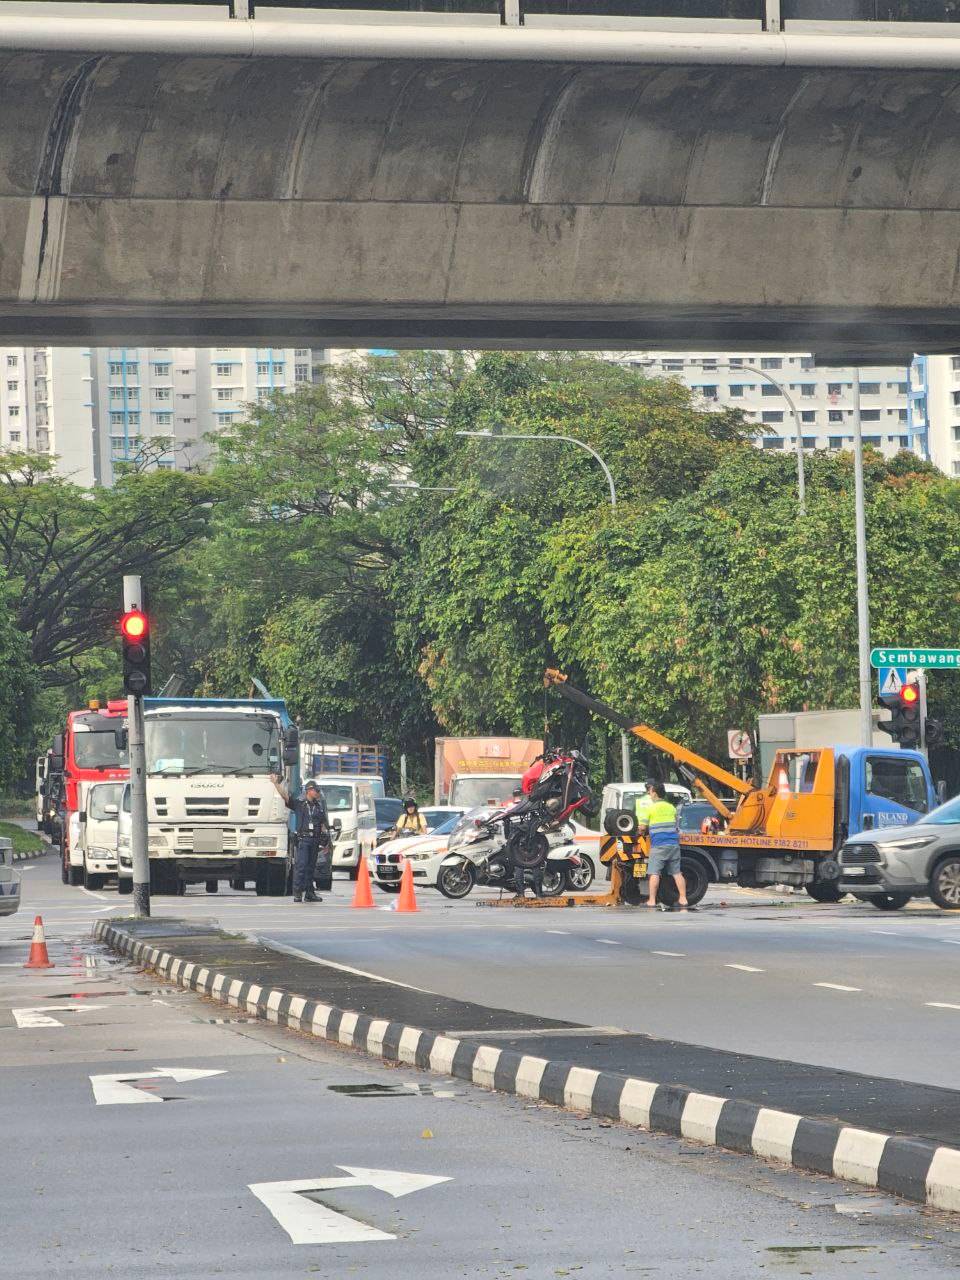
[871,893,911,911]
[229,878,246,891]
[60,840,69,884]
[659,858,710,907]
[348,863,360,881]
[205,880,218,894]
[266,864,287,897]
[68,864,83,887]
[806,881,842,903]
[83,868,103,891]
[117,877,132,896]
[930,856,960,910]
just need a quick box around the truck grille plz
[840,844,881,866]
[170,826,240,851]
[184,798,229,817]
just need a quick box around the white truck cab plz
[311,775,378,879]
[78,781,123,890]
[601,781,693,823]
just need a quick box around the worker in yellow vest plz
[637,781,691,912]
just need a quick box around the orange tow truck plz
[543,671,937,905]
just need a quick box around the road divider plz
[93,917,960,1216]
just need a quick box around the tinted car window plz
[375,798,403,826]
[865,757,929,813]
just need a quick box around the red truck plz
[52,701,128,885]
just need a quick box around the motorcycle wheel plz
[436,862,475,900]
[538,867,566,897]
[511,831,550,870]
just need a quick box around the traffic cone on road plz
[351,855,375,909]
[24,916,54,969]
[395,860,419,914]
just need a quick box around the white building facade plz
[0,345,327,485]
[620,351,920,459]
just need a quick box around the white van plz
[311,776,378,879]
[78,781,124,890]
[600,781,692,825]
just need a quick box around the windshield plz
[450,777,521,808]
[73,730,127,770]
[88,784,123,821]
[146,715,281,775]
[423,808,463,829]
[429,814,463,836]
[320,784,354,812]
[919,795,960,825]
[375,798,403,825]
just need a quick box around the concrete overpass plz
[5,13,960,355]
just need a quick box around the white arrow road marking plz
[13,1004,108,1028]
[249,1167,452,1244]
[89,1066,226,1105]
[90,1065,226,1105]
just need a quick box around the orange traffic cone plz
[395,859,419,914]
[776,768,791,799]
[24,915,54,969]
[351,855,375,909]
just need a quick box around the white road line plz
[595,939,619,946]
[252,935,433,993]
[926,1002,960,1010]
[725,963,764,973]
[814,982,862,993]
[870,930,900,937]
[940,940,960,946]
[79,887,108,901]
[546,930,569,935]
[651,950,685,957]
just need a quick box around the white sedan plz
[369,811,465,893]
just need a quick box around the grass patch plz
[0,820,42,855]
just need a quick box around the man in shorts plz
[638,781,691,912]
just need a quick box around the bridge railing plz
[3,0,958,30]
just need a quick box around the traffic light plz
[879,681,922,748]
[120,608,151,696]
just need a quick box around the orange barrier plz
[24,915,54,969]
[351,855,375,909]
[395,860,419,913]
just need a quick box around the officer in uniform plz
[272,776,330,903]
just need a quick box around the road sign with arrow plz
[249,1167,452,1244]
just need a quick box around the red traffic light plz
[901,683,920,705]
[120,609,148,641]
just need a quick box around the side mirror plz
[282,725,300,767]
[78,811,87,824]
[332,819,342,836]
[51,734,64,772]
[115,727,128,752]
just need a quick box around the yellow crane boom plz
[542,669,752,820]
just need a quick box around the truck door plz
[857,754,931,834]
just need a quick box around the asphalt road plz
[4,850,960,1278]
[8,852,960,1089]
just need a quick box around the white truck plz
[77,781,124,890]
[117,696,299,896]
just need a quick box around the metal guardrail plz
[2,0,958,25]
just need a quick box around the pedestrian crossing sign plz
[878,667,907,697]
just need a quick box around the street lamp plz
[456,428,631,781]
[643,357,807,515]
[455,430,617,507]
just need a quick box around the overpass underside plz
[4,29,960,356]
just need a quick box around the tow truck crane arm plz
[543,669,752,821]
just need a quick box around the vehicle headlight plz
[247,835,277,848]
[148,834,168,849]
[881,835,935,852]
[90,846,114,858]
[117,835,130,849]
[336,826,357,842]
[405,852,434,862]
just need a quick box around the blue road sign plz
[878,667,907,698]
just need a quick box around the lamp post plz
[658,358,807,515]
[455,428,631,781]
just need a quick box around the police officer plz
[271,776,329,903]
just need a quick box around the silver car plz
[839,794,960,911]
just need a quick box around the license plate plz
[193,829,224,853]
[842,866,865,876]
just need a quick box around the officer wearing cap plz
[271,775,330,903]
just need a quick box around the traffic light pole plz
[851,369,874,748]
[123,575,150,918]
